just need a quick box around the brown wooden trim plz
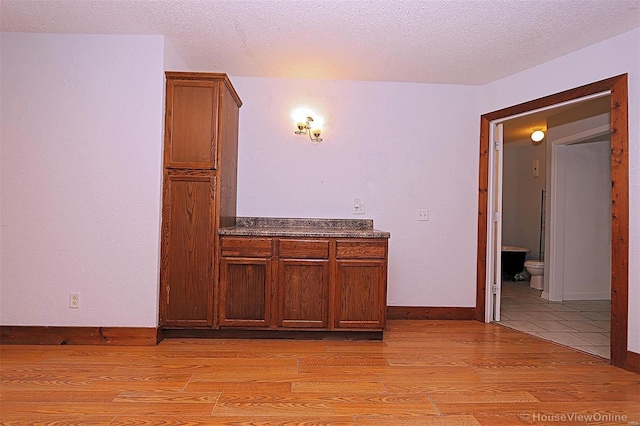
[475,115,490,322]
[626,350,640,374]
[387,306,475,320]
[476,74,629,370]
[0,326,160,346]
[162,328,382,340]
[609,75,629,369]
[482,75,625,122]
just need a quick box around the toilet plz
[524,260,544,290]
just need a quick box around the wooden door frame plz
[475,74,629,369]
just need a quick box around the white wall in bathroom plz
[558,139,611,300]
[502,139,546,260]
[502,147,519,248]
[545,112,611,300]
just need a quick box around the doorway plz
[475,75,629,369]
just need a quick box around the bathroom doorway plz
[499,98,612,359]
[475,75,629,369]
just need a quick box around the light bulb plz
[531,130,545,142]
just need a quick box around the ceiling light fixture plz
[531,129,545,144]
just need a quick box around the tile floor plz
[498,280,611,359]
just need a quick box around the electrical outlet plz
[69,293,80,308]
[353,198,365,214]
[417,209,429,221]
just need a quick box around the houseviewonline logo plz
[519,411,636,424]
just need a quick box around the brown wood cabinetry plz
[219,257,272,327]
[335,240,387,329]
[218,237,273,328]
[335,260,387,329]
[278,239,331,329]
[159,72,241,328]
[278,259,330,328]
[218,236,387,333]
[160,171,216,327]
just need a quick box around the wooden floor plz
[1,320,639,425]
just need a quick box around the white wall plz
[0,33,165,327]
[502,140,546,260]
[479,28,640,352]
[545,112,611,302]
[561,140,611,300]
[230,77,480,307]
[502,146,519,247]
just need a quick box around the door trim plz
[475,74,629,369]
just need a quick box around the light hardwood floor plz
[1,320,638,425]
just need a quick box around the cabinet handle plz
[166,286,170,304]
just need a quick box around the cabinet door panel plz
[279,239,329,259]
[165,80,218,169]
[335,260,386,329]
[220,258,271,327]
[278,260,329,328]
[221,237,272,257]
[336,240,387,259]
[160,172,216,326]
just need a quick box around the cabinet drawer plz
[279,239,329,259]
[221,237,272,257]
[336,240,386,259]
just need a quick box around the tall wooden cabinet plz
[159,73,242,328]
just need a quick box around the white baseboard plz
[541,291,550,300]
[562,292,611,301]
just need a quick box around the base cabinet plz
[219,257,271,327]
[218,236,387,333]
[278,259,330,328]
[335,260,386,329]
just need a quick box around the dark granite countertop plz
[219,217,390,239]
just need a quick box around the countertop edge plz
[218,228,390,239]
[219,217,390,238]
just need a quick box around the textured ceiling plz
[1,0,639,84]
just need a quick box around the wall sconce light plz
[295,116,323,142]
[531,129,545,144]
[292,108,323,143]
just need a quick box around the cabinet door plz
[164,79,219,169]
[335,260,387,329]
[160,171,216,327]
[219,257,271,327]
[278,259,330,328]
